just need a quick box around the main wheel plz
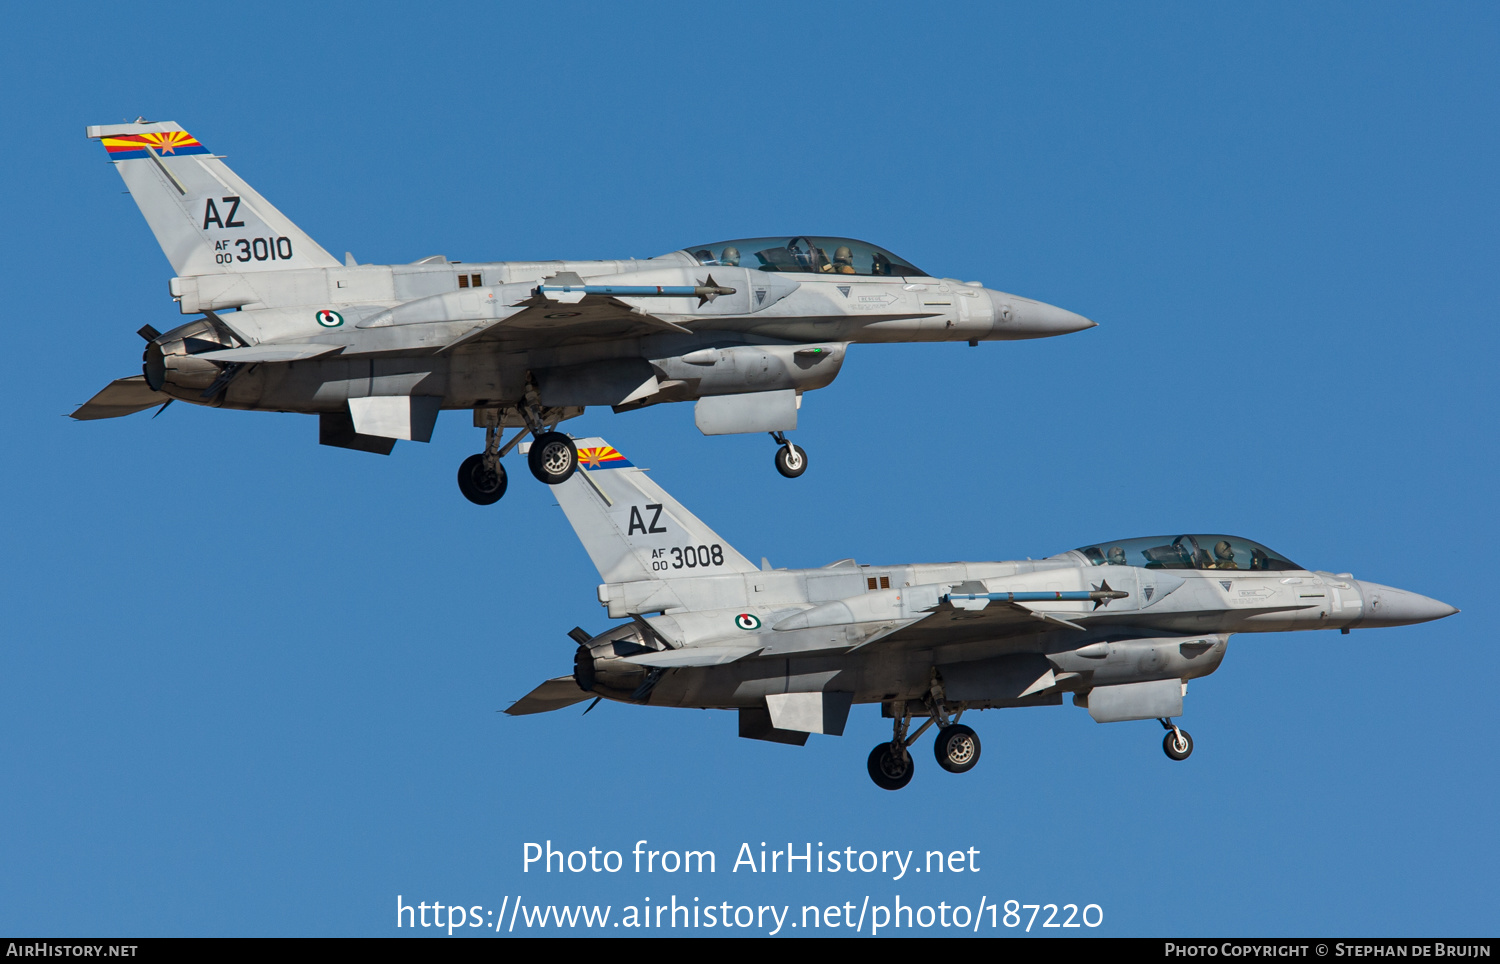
[867,743,915,791]
[933,723,982,773]
[774,443,808,479]
[528,433,578,485]
[1163,727,1194,761]
[457,454,507,505]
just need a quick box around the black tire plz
[933,723,982,773]
[1163,727,1194,761]
[457,454,507,505]
[774,443,808,479]
[528,433,578,485]
[867,743,914,791]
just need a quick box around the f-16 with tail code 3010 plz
[72,120,1095,502]
[508,438,1458,790]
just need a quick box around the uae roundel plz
[734,613,761,631]
[315,309,344,327]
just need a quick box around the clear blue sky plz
[2,1,1495,937]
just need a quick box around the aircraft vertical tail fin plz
[546,438,758,585]
[87,120,340,277]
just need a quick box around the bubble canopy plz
[1073,535,1305,572]
[683,237,928,277]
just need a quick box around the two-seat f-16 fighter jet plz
[72,120,1095,503]
[509,439,1458,789]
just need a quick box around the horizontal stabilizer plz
[505,676,590,716]
[71,376,164,420]
[196,344,341,363]
[621,641,763,668]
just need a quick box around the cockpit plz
[683,237,928,277]
[1073,535,1304,572]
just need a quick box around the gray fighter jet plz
[73,121,1095,502]
[508,438,1458,790]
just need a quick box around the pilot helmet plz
[833,245,853,265]
[1214,540,1235,561]
[1107,546,1126,565]
[720,246,740,266]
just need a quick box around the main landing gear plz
[770,432,808,479]
[1159,718,1194,761]
[457,398,579,505]
[868,698,981,790]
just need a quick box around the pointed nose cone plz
[1355,581,1459,627]
[987,290,1096,340]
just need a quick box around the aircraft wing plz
[505,676,591,716]
[852,598,1084,654]
[70,375,165,420]
[444,293,690,352]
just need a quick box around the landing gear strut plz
[457,390,581,503]
[458,417,529,505]
[867,694,978,790]
[770,432,807,479]
[1159,718,1193,761]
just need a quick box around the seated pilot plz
[1107,546,1127,566]
[1211,540,1239,570]
[720,246,740,267]
[829,245,857,274]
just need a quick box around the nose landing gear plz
[770,432,808,478]
[1159,718,1194,760]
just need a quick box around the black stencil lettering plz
[202,198,223,229]
[222,196,244,228]
[235,239,250,262]
[628,506,647,535]
[646,504,666,533]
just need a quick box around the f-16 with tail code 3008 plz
[508,438,1458,790]
[73,120,1095,502]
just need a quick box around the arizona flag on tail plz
[98,129,210,160]
[575,443,633,471]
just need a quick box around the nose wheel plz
[1159,718,1193,760]
[770,432,808,478]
